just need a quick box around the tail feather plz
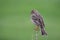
[41,28,47,35]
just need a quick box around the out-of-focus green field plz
[0,0,60,40]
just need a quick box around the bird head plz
[31,9,37,14]
[31,9,40,16]
[31,9,39,14]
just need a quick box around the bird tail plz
[41,28,47,35]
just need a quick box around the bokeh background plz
[0,0,60,40]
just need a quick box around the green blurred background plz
[0,0,60,40]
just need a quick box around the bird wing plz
[31,10,45,27]
[38,15,45,27]
[31,14,40,26]
[33,12,45,27]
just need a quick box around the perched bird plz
[31,9,47,35]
